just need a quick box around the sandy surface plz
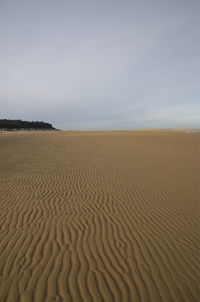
[0,130,199,302]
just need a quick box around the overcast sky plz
[0,0,199,130]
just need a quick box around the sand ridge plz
[0,131,199,302]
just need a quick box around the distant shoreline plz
[1,128,199,134]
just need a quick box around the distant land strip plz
[0,119,57,131]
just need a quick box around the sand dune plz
[0,130,199,302]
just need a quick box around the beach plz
[0,130,199,302]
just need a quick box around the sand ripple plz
[0,131,199,301]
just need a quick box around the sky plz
[0,0,199,130]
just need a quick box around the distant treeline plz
[0,119,56,130]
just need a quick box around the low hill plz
[0,119,56,130]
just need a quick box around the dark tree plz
[0,119,56,130]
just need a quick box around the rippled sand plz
[0,130,199,302]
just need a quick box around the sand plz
[0,130,199,302]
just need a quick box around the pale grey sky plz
[0,0,199,129]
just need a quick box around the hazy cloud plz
[0,0,199,129]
